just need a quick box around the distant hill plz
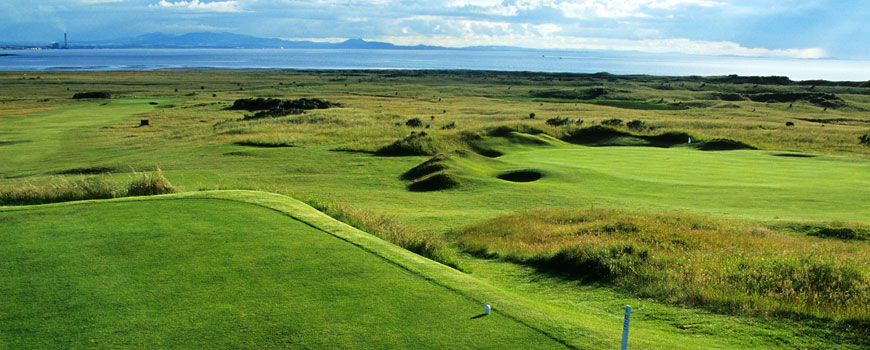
[68,32,459,50]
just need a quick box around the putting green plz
[0,195,565,349]
[484,145,870,222]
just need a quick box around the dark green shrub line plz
[72,91,111,99]
[0,167,175,206]
[234,140,295,148]
[229,97,338,111]
[771,222,870,241]
[229,97,340,121]
[545,117,582,126]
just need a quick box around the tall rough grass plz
[127,167,175,196]
[0,177,117,205]
[0,167,175,206]
[455,209,870,324]
[301,197,466,271]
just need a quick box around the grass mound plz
[402,154,449,180]
[455,208,870,327]
[463,126,564,157]
[496,170,543,183]
[375,132,447,156]
[408,172,461,192]
[561,126,755,151]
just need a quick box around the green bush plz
[545,117,574,126]
[626,120,646,131]
[601,118,623,126]
[405,117,423,127]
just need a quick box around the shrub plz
[440,121,456,130]
[229,97,338,111]
[626,120,646,131]
[72,92,110,99]
[601,118,623,126]
[127,167,175,197]
[860,133,870,145]
[545,117,573,126]
[405,117,423,127]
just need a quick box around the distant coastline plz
[0,48,868,81]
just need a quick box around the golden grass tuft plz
[455,208,870,322]
[127,167,176,197]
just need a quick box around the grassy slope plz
[0,192,566,350]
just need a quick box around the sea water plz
[1,48,867,81]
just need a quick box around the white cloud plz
[374,25,826,59]
[449,0,727,19]
[150,0,242,13]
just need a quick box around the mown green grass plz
[0,196,564,349]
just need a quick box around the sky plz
[1,0,867,59]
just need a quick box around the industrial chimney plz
[64,33,68,49]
